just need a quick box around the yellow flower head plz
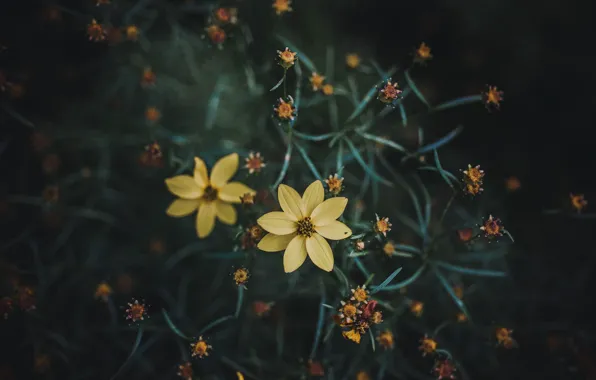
[414,42,433,64]
[410,300,424,317]
[309,72,326,91]
[382,241,395,256]
[377,330,395,349]
[322,84,334,96]
[325,174,344,195]
[94,282,112,302]
[419,335,438,356]
[483,85,504,111]
[257,180,352,272]
[277,47,297,69]
[342,329,361,343]
[272,0,293,15]
[125,25,139,41]
[346,53,360,69]
[462,164,484,183]
[479,214,504,238]
[165,153,256,238]
[190,336,212,358]
[570,193,588,213]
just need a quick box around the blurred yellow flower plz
[165,153,255,238]
[257,180,352,272]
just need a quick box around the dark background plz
[2,0,596,379]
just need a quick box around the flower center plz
[297,217,315,237]
[202,186,218,202]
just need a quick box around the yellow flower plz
[165,153,255,238]
[257,180,352,272]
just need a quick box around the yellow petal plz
[166,198,199,217]
[194,157,209,188]
[219,182,256,203]
[196,202,217,238]
[210,153,239,189]
[310,197,348,226]
[216,201,237,225]
[315,220,352,240]
[278,184,304,221]
[283,235,307,273]
[302,180,324,216]
[306,233,334,272]
[257,211,297,235]
[165,175,203,199]
[257,233,296,252]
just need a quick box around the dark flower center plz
[203,186,218,202]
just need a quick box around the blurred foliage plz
[0,0,595,380]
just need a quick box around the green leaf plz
[432,265,472,321]
[402,125,464,162]
[374,264,427,292]
[371,267,403,294]
[109,327,144,380]
[404,69,430,108]
[269,73,286,92]
[343,138,393,187]
[198,315,235,335]
[435,261,507,277]
[205,77,226,130]
[357,131,408,153]
[234,286,244,318]
[309,278,326,359]
[293,141,322,181]
[162,309,191,340]
[432,95,483,112]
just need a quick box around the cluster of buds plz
[461,164,484,196]
[334,286,383,344]
[204,7,238,46]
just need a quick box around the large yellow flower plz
[257,180,352,272]
[165,153,255,238]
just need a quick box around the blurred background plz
[1,0,595,379]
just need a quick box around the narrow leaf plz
[403,125,464,161]
[235,286,244,318]
[198,315,235,335]
[433,95,483,112]
[109,327,144,380]
[398,103,407,127]
[371,267,403,294]
[358,132,408,153]
[162,309,191,340]
[293,131,336,141]
[309,279,326,359]
[344,138,393,187]
[433,150,456,189]
[205,78,226,130]
[294,141,322,180]
[269,74,286,92]
[404,69,430,108]
[375,263,427,292]
[435,261,507,277]
[432,265,472,321]
[345,83,380,123]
